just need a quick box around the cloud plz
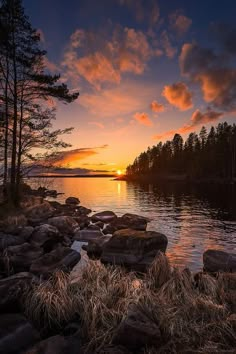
[134,112,153,126]
[179,35,236,112]
[62,25,169,89]
[44,57,59,72]
[169,11,192,36]
[52,145,108,166]
[79,81,156,118]
[153,109,223,140]
[75,52,120,89]
[150,100,165,113]
[88,121,105,129]
[162,82,193,110]
[160,30,177,58]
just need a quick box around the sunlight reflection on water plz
[29,177,236,271]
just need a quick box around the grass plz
[24,253,236,353]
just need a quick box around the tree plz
[0,0,79,205]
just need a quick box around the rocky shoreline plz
[0,186,235,353]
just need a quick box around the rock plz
[73,215,90,229]
[87,236,112,259]
[112,308,161,350]
[23,335,81,354]
[48,216,78,235]
[77,206,91,215]
[25,201,55,221]
[87,224,101,231]
[30,246,81,278]
[94,221,104,229]
[91,211,117,223]
[70,241,89,282]
[65,197,80,205]
[101,229,168,272]
[0,232,25,251]
[6,243,43,272]
[19,226,34,241]
[203,249,236,273]
[103,214,149,235]
[74,229,104,242]
[0,313,39,354]
[0,273,35,313]
[30,224,62,252]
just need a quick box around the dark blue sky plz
[21,0,236,172]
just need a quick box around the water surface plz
[29,177,236,271]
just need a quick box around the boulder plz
[0,232,25,251]
[112,308,161,350]
[20,195,43,209]
[0,272,35,313]
[48,216,78,235]
[18,226,34,241]
[203,249,236,273]
[74,228,104,242]
[87,235,112,259]
[30,224,62,252]
[30,246,81,278]
[65,197,80,205]
[25,201,55,221]
[101,229,168,272]
[91,211,117,223]
[23,335,81,354]
[6,243,43,272]
[103,214,149,234]
[0,313,39,354]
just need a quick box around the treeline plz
[126,122,236,182]
[0,0,79,205]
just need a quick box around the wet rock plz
[6,243,43,272]
[48,216,78,235]
[30,224,62,251]
[0,273,35,313]
[87,235,112,259]
[0,313,40,354]
[112,308,161,350]
[74,228,103,242]
[0,232,26,252]
[203,249,236,273]
[23,335,81,354]
[101,229,168,272]
[65,197,80,205]
[91,211,117,223]
[25,201,55,221]
[30,246,81,278]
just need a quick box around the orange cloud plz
[162,82,193,110]
[134,112,153,126]
[44,57,58,72]
[169,12,192,36]
[150,100,165,113]
[75,52,120,89]
[52,145,108,166]
[153,109,223,140]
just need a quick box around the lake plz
[29,177,236,271]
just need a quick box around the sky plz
[23,0,236,175]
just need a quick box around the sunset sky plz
[23,0,236,175]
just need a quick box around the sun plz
[117,170,122,176]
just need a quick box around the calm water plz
[29,177,236,271]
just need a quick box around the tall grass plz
[25,253,236,353]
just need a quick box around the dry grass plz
[25,253,236,353]
[70,261,142,352]
[25,271,76,332]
